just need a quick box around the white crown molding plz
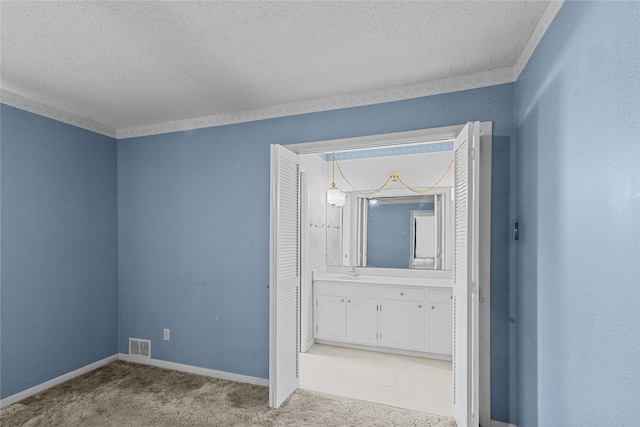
[116,67,515,139]
[0,89,117,138]
[3,58,539,141]
[514,1,564,79]
[2,0,565,142]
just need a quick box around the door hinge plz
[316,326,318,332]
[316,300,318,306]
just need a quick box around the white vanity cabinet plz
[316,295,346,342]
[315,283,378,344]
[314,280,452,357]
[379,287,425,351]
[346,297,378,345]
[427,290,453,354]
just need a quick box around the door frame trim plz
[273,122,492,422]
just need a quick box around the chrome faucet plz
[349,265,359,276]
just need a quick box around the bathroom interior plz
[298,143,456,416]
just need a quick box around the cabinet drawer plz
[315,282,344,296]
[348,285,378,299]
[429,289,453,304]
[380,287,424,301]
[315,282,377,298]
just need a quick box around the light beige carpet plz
[1,361,457,426]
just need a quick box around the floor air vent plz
[129,338,151,358]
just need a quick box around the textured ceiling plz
[1,1,553,135]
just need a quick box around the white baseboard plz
[117,354,269,387]
[0,354,117,408]
[491,420,517,427]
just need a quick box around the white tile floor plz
[300,344,453,417]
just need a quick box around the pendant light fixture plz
[327,152,345,207]
[326,151,454,206]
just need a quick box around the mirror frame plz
[340,187,453,271]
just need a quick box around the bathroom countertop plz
[313,268,453,288]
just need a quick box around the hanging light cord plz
[330,151,337,188]
[332,152,454,198]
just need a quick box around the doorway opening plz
[270,122,492,427]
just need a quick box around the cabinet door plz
[428,303,453,354]
[316,296,346,341]
[346,297,378,345]
[379,300,425,351]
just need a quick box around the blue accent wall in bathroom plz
[0,105,119,399]
[118,83,516,422]
[515,2,640,426]
[367,202,434,269]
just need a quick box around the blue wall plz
[515,2,640,426]
[367,202,434,268]
[118,83,516,422]
[3,6,639,422]
[0,105,119,399]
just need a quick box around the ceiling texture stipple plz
[0,1,559,138]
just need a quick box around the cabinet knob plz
[432,306,435,309]
[418,305,422,308]
[348,300,351,303]
[400,292,404,296]
[341,299,344,302]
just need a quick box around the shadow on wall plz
[515,3,596,423]
[515,102,540,427]
[488,134,516,423]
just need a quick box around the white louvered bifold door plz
[269,144,301,408]
[452,122,480,427]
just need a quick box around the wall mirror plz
[338,188,453,270]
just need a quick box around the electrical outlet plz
[163,328,170,341]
